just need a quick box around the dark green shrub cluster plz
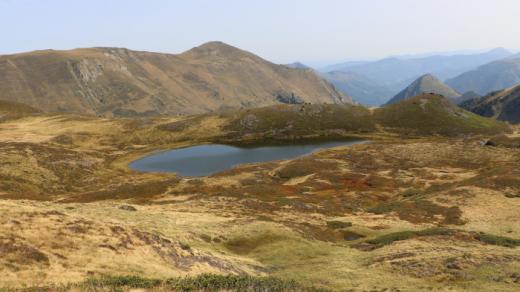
[365,228,454,248]
[401,188,419,197]
[359,228,520,250]
[475,233,520,248]
[326,220,353,229]
[9,274,330,291]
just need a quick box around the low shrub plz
[326,220,353,229]
[364,228,454,248]
[475,233,520,248]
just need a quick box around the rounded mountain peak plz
[182,41,249,59]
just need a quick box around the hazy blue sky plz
[1,0,520,65]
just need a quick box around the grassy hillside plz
[376,93,511,136]
[218,103,376,142]
[1,117,520,291]
[1,109,520,291]
[213,95,510,140]
[0,99,40,120]
[0,99,39,114]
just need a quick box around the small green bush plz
[365,228,454,247]
[362,228,520,249]
[179,242,191,250]
[401,188,419,197]
[326,220,353,229]
[85,275,161,288]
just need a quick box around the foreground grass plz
[2,274,330,292]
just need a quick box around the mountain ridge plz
[0,42,351,117]
[460,84,520,124]
[323,48,513,85]
[446,56,520,95]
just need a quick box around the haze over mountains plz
[0,42,350,117]
[320,48,514,106]
[323,48,512,82]
[321,71,394,106]
[446,54,520,95]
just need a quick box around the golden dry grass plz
[0,113,519,291]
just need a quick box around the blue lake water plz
[129,140,366,177]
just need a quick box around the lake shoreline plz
[129,139,368,177]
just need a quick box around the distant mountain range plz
[386,74,460,105]
[3,41,520,116]
[461,84,520,124]
[320,48,512,106]
[324,48,512,84]
[446,55,520,95]
[0,42,351,117]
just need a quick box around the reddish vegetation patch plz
[339,177,371,190]
[274,159,339,180]
[67,178,180,203]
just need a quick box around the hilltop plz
[377,93,509,136]
[385,74,460,105]
[0,42,351,117]
[285,62,312,69]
